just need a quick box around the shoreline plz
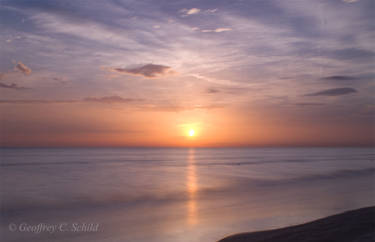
[218,206,375,242]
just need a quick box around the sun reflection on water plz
[187,148,198,225]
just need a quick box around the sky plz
[0,0,374,147]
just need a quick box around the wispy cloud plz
[342,0,360,3]
[14,61,32,75]
[190,74,236,86]
[206,88,220,94]
[140,103,224,112]
[205,9,218,14]
[0,82,29,90]
[180,8,201,16]
[0,96,222,113]
[201,28,232,33]
[109,64,175,79]
[320,76,359,81]
[328,48,375,62]
[0,96,142,104]
[83,96,141,103]
[180,7,218,17]
[187,8,200,15]
[0,99,75,104]
[305,88,357,96]
[295,102,325,106]
[30,12,144,50]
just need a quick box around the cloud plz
[295,102,325,106]
[52,76,70,84]
[0,82,29,90]
[83,96,141,103]
[342,0,359,3]
[305,88,357,96]
[109,64,175,78]
[191,74,237,86]
[205,9,218,14]
[0,96,140,104]
[201,28,232,33]
[0,96,222,112]
[187,8,200,15]
[0,99,75,104]
[329,48,375,61]
[180,7,217,17]
[180,8,201,16]
[14,62,32,75]
[30,12,145,51]
[204,84,259,96]
[206,88,220,94]
[141,103,224,112]
[320,75,359,81]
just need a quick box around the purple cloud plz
[0,82,29,90]
[83,96,142,103]
[14,62,32,75]
[109,64,175,78]
[305,88,357,96]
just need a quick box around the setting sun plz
[189,129,195,137]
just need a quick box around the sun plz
[189,129,195,137]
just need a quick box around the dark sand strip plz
[218,206,375,242]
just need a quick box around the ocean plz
[1,147,374,242]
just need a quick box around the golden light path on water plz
[187,148,198,225]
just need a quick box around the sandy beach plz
[218,206,375,242]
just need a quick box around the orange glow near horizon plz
[1,103,373,148]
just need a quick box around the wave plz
[2,167,374,220]
[1,155,374,168]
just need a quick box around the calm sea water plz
[1,147,374,242]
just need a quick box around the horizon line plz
[1,144,374,149]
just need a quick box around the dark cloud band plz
[109,64,174,78]
[0,82,29,90]
[305,88,357,96]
